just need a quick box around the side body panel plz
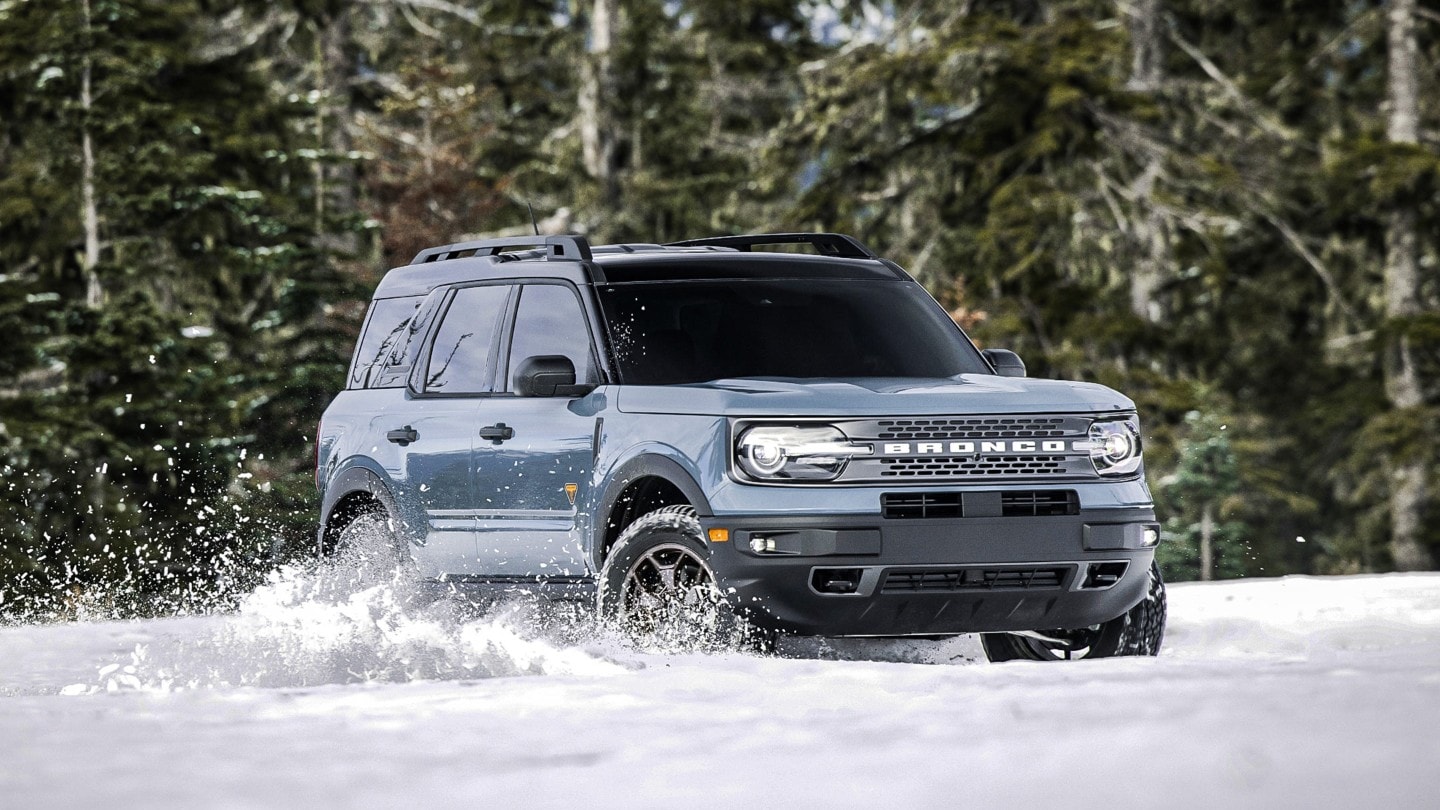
[318,389,485,577]
[470,394,601,577]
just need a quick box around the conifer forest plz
[1,0,1438,618]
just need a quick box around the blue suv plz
[317,233,1165,661]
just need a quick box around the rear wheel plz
[326,506,417,589]
[981,561,1166,662]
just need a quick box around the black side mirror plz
[515,355,595,397]
[981,348,1026,378]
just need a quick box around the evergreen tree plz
[1157,411,1248,581]
[0,0,343,616]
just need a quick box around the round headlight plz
[743,437,786,475]
[1088,417,1143,476]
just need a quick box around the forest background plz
[1,0,1437,618]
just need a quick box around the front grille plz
[802,414,1103,484]
[879,455,1069,478]
[875,417,1067,441]
[881,565,1070,594]
[881,490,1079,519]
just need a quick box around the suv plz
[316,232,1165,661]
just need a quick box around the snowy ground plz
[2,570,1439,809]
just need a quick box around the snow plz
[2,571,1439,809]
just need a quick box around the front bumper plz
[700,508,1159,636]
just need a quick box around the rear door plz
[393,283,511,578]
[471,282,600,578]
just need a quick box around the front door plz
[471,282,600,578]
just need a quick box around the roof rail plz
[409,234,593,265]
[666,232,877,259]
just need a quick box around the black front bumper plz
[700,509,1159,637]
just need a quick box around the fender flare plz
[316,465,413,552]
[591,454,713,565]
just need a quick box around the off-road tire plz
[981,561,1166,662]
[328,506,419,582]
[598,505,767,650]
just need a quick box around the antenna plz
[527,202,540,236]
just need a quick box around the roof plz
[370,232,910,298]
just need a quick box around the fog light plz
[749,536,776,554]
[1142,527,1160,547]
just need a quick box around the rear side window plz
[505,284,596,390]
[369,289,443,389]
[424,285,509,394]
[348,296,422,389]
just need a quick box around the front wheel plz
[598,505,764,651]
[981,561,1167,662]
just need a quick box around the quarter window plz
[424,285,509,393]
[348,296,422,389]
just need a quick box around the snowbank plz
[1,572,1437,809]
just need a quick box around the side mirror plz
[981,348,1026,378]
[515,355,595,397]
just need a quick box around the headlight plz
[1088,416,1143,476]
[735,425,871,481]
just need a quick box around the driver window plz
[508,284,596,390]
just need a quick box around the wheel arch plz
[317,466,410,555]
[593,455,713,570]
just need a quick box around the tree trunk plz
[1123,0,1167,324]
[1383,0,1432,571]
[578,0,620,209]
[313,12,358,256]
[1126,0,1162,92]
[80,0,102,309]
[1200,501,1214,581]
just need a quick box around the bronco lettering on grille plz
[881,440,1078,455]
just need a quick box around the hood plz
[616,376,1135,417]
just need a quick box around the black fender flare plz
[316,466,412,552]
[591,454,713,565]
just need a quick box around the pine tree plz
[0,0,346,616]
[1157,411,1248,581]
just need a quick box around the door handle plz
[386,426,418,446]
[479,423,515,444]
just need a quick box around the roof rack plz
[666,232,877,259]
[409,234,593,265]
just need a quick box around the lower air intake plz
[880,565,1070,594]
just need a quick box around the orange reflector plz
[707,528,730,543]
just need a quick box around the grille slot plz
[875,417,1067,441]
[881,492,963,519]
[881,565,1070,594]
[879,455,1069,478]
[881,490,1079,519]
[1001,489,1080,517]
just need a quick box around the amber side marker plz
[707,528,730,543]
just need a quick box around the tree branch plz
[1165,21,1298,142]
[1258,211,1362,328]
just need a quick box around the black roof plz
[371,233,909,298]
[591,251,903,283]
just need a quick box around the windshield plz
[597,278,990,384]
